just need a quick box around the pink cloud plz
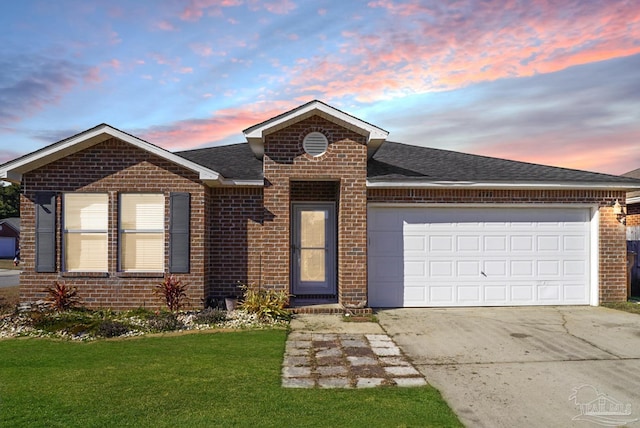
[180,0,243,22]
[155,20,177,31]
[139,101,297,150]
[475,129,640,175]
[283,1,640,103]
[0,149,23,165]
[263,0,296,14]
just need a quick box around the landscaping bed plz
[0,306,287,340]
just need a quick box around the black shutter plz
[169,192,190,273]
[35,192,56,272]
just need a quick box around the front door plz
[292,203,336,295]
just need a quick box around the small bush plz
[43,282,81,312]
[193,308,227,325]
[239,284,292,321]
[29,310,97,335]
[97,320,130,338]
[147,311,182,332]
[154,276,189,313]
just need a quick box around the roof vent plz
[303,132,328,157]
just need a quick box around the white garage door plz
[368,206,593,307]
[0,237,16,258]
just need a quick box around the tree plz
[0,182,20,219]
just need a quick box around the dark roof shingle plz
[176,143,263,180]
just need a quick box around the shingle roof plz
[176,143,263,180]
[368,142,640,184]
[175,140,640,186]
[0,217,20,232]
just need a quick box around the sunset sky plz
[1,0,639,175]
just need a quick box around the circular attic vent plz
[303,132,328,157]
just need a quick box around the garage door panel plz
[538,284,561,301]
[457,236,480,251]
[484,236,507,251]
[458,285,481,303]
[404,235,426,252]
[429,235,453,252]
[368,206,592,307]
[484,285,508,302]
[457,261,480,276]
[564,260,587,276]
[511,235,534,251]
[511,285,534,302]
[429,260,453,277]
[537,260,560,276]
[564,235,587,251]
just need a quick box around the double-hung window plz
[63,193,108,272]
[119,193,164,272]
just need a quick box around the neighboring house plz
[1,100,640,310]
[0,217,20,259]
[622,168,640,297]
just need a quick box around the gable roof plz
[0,217,20,232]
[242,100,389,159]
[0,124,221,185]
[368,142,640,189]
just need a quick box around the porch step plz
[287,302,373,315]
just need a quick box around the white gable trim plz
[243,100,389,159]
[0,124,221,183]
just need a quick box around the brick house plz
[2,100,639,310]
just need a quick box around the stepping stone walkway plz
[282,332,427,388]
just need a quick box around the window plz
[63,193,108,272]
[119,193,164,272]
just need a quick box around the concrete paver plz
[282,314,427,389]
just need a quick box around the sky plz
[1,0,639,175]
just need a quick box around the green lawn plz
[0,330,461,428]
[602,301,640,315]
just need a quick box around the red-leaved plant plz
[154,275,189,313]
[44,281,81,312]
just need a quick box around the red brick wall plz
[262,116,368,308]
[19,138,207,310]
[368,188,628,303]
[208,187,263,299]
[626,203,640,228]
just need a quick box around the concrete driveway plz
[378,306,640,428]
[0,269,20,288]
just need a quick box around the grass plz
[0,259,20,270]
[602,301,640,315]
[0,331,461,428]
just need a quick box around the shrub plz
[43,282,81,312]
[97,320,130,338]
[154,276,189,313]
[239,284,292,321]
[147,311,182,332]
[193,308,227,325]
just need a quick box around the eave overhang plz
[242,100,389,159]
[0,124,222,184]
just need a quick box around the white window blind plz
[120,193,164,272]
[63,193,108,272]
